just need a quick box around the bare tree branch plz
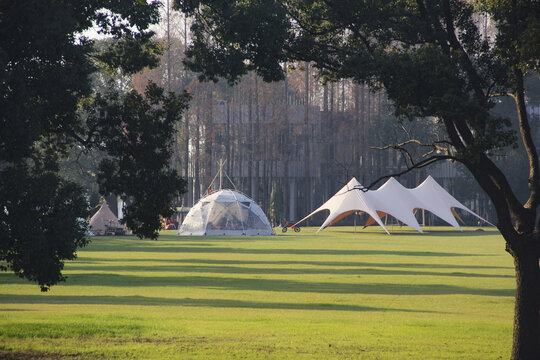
[370,138,452,171]
[366,154,457,190]
[371,139,450,153]
[489,92,516,99]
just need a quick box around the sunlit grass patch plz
[0,226,513,359]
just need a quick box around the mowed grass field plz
[0,227,514,359]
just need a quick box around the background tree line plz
[128,3,505,227]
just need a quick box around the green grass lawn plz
[0,226,514,359]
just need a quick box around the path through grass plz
[0,227,514,359]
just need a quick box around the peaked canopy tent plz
[296,178,391,234]
[295,176,493,234]
[88,201,128,236]
[409,176,477,229]
[178,189,274,236]
[367,177,424,233]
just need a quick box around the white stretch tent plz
[178,189,274,236]
[368,177,424,233]
[295,178,390,234]
[295,176,493,234]
[409,176,484,230]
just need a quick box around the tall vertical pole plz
[304,62,310,223]
[219,160,223,190]
[166,0,171,92]
[283,63,291,222]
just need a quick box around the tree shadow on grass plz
[0,294,439,313]
[0,349,66,360]
[64,264,513,279]
[414,230,501,238]
[76,257,513,271]
[327,227,501,238]
[86,244,481,257]
[0,273,512,296]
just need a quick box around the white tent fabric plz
[295,176,493,234]
[368,177,424,233]
[409,175,492,229]
[295,178,390,234]
[178,189,274,236]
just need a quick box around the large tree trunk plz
[506,235,540,360]
[466,155,540,360]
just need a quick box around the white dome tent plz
[178,190,274,236]
[178,160,274,236]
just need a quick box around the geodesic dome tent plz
[178,189,274,236]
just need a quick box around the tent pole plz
[219,161,223,190]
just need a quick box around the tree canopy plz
[1,0,189,291]
[174,0,540,358]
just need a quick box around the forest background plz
[62,2,540,227]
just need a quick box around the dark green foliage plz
[176,0,290,83]
[0,164,89,292]
[0,0,189,290]
[59,146,105,206]
[95,33,163,76]
[92,83,190,239]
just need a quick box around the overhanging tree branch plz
[366,154,456,190]
[372,139,451,154]
[514,69,540,210]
